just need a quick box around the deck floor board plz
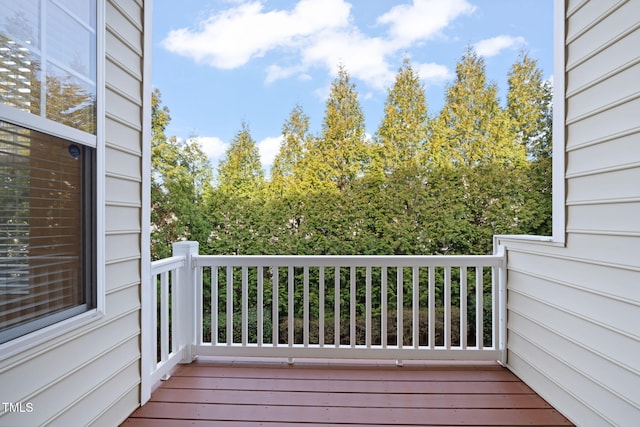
[122,358,573,426]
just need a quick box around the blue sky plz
[152,0,553,172]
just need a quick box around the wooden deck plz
[123,358,573,426]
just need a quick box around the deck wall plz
[0,1,147,425]
[497,0,640,425]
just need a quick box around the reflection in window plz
[0,0,96,134]
[0,119,95,343]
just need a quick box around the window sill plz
[0,309,105,364]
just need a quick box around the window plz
[0,0,97,134]
[0,0,99,344]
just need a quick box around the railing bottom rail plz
[194,344,502,361]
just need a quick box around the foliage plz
[270,104,316,197]
[506,51,553,235]
[150,89,213,259]
[430,47,526,168]
[507,51,553,159]
[374,57,429,177]
[311,64,369,191]
[151,49,554,342]
[217,121,264,198]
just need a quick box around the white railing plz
[142,242,196,403]
[143,242,506,400]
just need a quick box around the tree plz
[270,105,312,196]
[209,122,265,255]
[507,51,553,160]
[430,47,525,168]
[150,89,213,259]
[507,51,553,236]
[374,57,429,176]
[312,64,368,191]
[217,122,264,197]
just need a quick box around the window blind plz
[0,120,91,340]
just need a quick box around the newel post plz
[173,241,199,363]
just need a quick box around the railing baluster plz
[319,267,325,347]
[397,267,403,349]
[460,267,467,349]
[272,267,279,346]
[444,266,451,349]
[365,266,372,348]
[428,266,435,349]
[350,266,356,347]
[193,266,201,348]
[303,266,309,347]
[257,267,263,346]
[381,266,387,349]
[160,271,169,362]
[476,266,483,350]
[174,268,180,353]
[242,266,248,346]
[288,266,294,347]
[334,266,340,347]
[492,265,498,349]
[151,273,158,363]
[226,265,233,345]
[412,266,419,348]
[212,266,218,345]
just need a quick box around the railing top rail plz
[193,253,504,268]
[151,255,186,275]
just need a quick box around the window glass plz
[55,0,96,26]
[0,2,40,49]
[0,0,97,344]
[0,0,96,135]
[0,120,94,343]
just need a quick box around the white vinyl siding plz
[498,0,640,425]
[0,0,146,425]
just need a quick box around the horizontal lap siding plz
[500,1,640,425]
[96,0,146,424]
[0,1,146,426]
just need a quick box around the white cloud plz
[301,29,394,90]
[162,0,351,69]
[189,134,281,171]
[378,0,476,46]
[162,0,476,91]
[257,135,283,167]
[415,62,452,84]
[473,35,526,58]
[265,64,305,84]
[313,83,332,101]
[191,136,228,163]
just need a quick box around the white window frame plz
[0,0,105,362]
[496,0,565,247]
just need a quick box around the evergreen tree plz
[209,122,265,255]
[507,51,553,235]
[313,64,368,191]
[375,57,429,176]
[270,105,311,196]
[430,47,525,168]
[507,51,553,160]
[217,122,264,197]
